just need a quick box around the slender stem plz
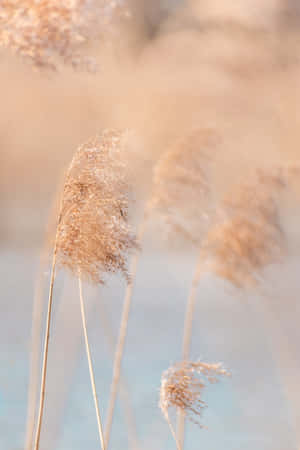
[177,255,202,449]
[182,259,202,360]
[78,276,106,450]
[30,167,81,450]
[24,248,48,450]
[98,300,139,450]
[33,243,58,450]
[165,412,182,450]
[105,220,146,449]
[25,197,61,450]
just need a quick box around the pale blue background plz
[1,244,299,450]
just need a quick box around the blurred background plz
[1,0,300,449]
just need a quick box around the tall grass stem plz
[33,243,58,450]
[25,197,61,450]
[98,300,139,450]
[25,246,49,450]
[177,256,203,449]
[105,219,146,449]
[166,412,182,450]
[78,276,106,450]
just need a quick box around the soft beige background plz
[1,2,300,449]
[1,0,300,245]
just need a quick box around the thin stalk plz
[165,412,182,450]
[25,177,65,450]
[78,276,106,450]
[105,219,146,449]
[177,255,203,449]
[98,300,139,450]
[182,258,203,360]
[33,242,58,450]
[25,198,60,450]
[24,246,49,450]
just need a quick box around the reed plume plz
[105,128,220,449]
[33,129,137,450]
[56,129,137,282]
[160,360,230,450]
[200,165,300,448]
[176,166,286,447]
[149,128,219,244]
[202,167,286,288]
[0,0,128,70]
[149,127,220,356]
[149,128,221,448]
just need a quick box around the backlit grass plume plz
[33,128,137,450]
[56,129,137,283]
[147,128,221,449]
[160,360,230,450]
[0,0,128,70]
[223,167,286,227]
[202,215,284,288]
[104,128,221,448]
[200,165,300,450]
[149,128,220,244]
[177,166,286,448]
[202,167,286,288]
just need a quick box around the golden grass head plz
[159,360,230,426]
[202,215,284,288]
[56,128,138,284]
[223,166,286,223]
[0,0,128,70]
[203,167,287,288]
[149,128,220,244]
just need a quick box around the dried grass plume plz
[56,128,137,283]
[160,360,230,427]
[149,128,220,244]
[0,0,128,70]
[202,167,287,288]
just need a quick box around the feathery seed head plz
[202,167,287,288]
[159,360,230,426]
[223,166,286,224]
[149,128,220,244]
[56,128,137,283]
[202,215,284,288]
[0,0,128,70]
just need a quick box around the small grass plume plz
[0,0,128,70]
[160,360,230,449]
[33,128,137,450]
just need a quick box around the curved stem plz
[105,220,146,449]
[165,411,182,450]
[78,277,106,450]
[98,300,139,450]
[177,255,203,449]
[33,243,58,450]
[25,197,61,450]
[24,248,49,450]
